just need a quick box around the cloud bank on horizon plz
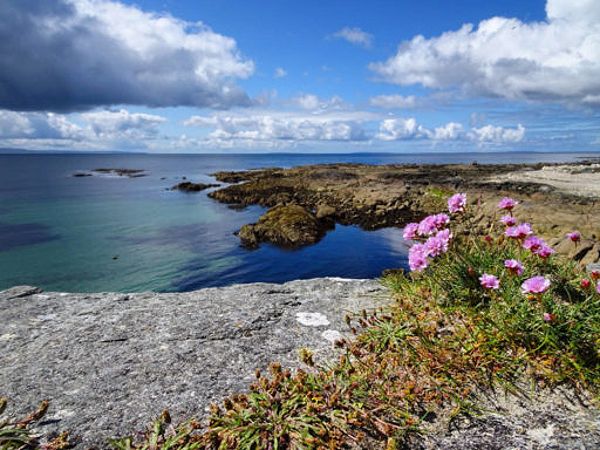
[0,0,598,152]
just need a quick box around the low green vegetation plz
[0,398,70,450]
[4,194,599,449]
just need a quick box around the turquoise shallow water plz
[0,152,597,292]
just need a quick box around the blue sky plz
[0,0,598,152]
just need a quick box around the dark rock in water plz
[238,204,333,249]
[72,172,92,177]
[171,181,220,192]
[92,168,147,178]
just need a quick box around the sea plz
[0,151,597,293]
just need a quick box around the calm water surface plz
[0,152,596,292]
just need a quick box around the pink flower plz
[408,244,429,272]
[479,273,500,290]
[543,312,555,322]
[534,245,555,259]
[498,197,518,211]
[596,281,600,295]
[566,231,581,242]
[417,215,438,236]
[523,235,544,252]
[581,279,591,289]
[417,214,449,237]
[505,223,533,239]
[504,259,524,276]
[432,213,450,229]
[403,223,419,240]
[448,193,467,214]
[521,276,551,294]
[500,215,517,226]
[592,270,600,281]
[424,229,452,257]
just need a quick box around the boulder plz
[238,204,332,249]
[315,204,336,219]
[171,182,220,192]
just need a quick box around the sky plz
[0,0,599,153]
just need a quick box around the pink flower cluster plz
[479,273,500,290]
[408,228,453,272]
[498,197,518,211]
[566,231,581,242]
[403,213,450,240]
[504,259,524,276]
[521,276,551,294]
[522,235,555,259]
[406,209,455,272]
[448,193,467,214]
[500,215,517,227]
[505,223,533,239]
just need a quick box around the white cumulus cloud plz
[0,108,168,149]
[468,124,526,143]
[332,27,373,48]
[369,0,600,106]
[369,95,417,109]
[184,109,376,144]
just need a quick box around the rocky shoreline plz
[208,161,600,264]
[0,279,387,447]
[2,279,599,449]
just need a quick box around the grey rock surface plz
[0,278,387,447]
[1,278,599,449]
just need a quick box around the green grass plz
[0,398,70,450]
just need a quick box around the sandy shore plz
[486,163,600,198]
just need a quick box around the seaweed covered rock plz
[238,204,332,248]
[171,182,220,192]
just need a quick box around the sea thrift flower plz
[543,312,555,322]
[500,215,517,227]
[403,223,419,240]
[534,245,555,259]
[424,229,452,257]
[596,281,600,295]
[498,197,518,211]
[432,213,450,229]
[581,279,591,289]
[408,244,429,272]
[504,259,524,276]
[521,276,551,294]
[448,193,467,214]
[566,231,581,242]
[505,223,533,239]
[417,215,438,236]
[523,236,544,252]
[591,270,600,281]
[479,274,500,290]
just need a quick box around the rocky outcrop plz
[0,279,387,448]
[237,204,333,248]
[171,181,220,192]
[208,162,600,263]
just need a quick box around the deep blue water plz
[0,151,597,292]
